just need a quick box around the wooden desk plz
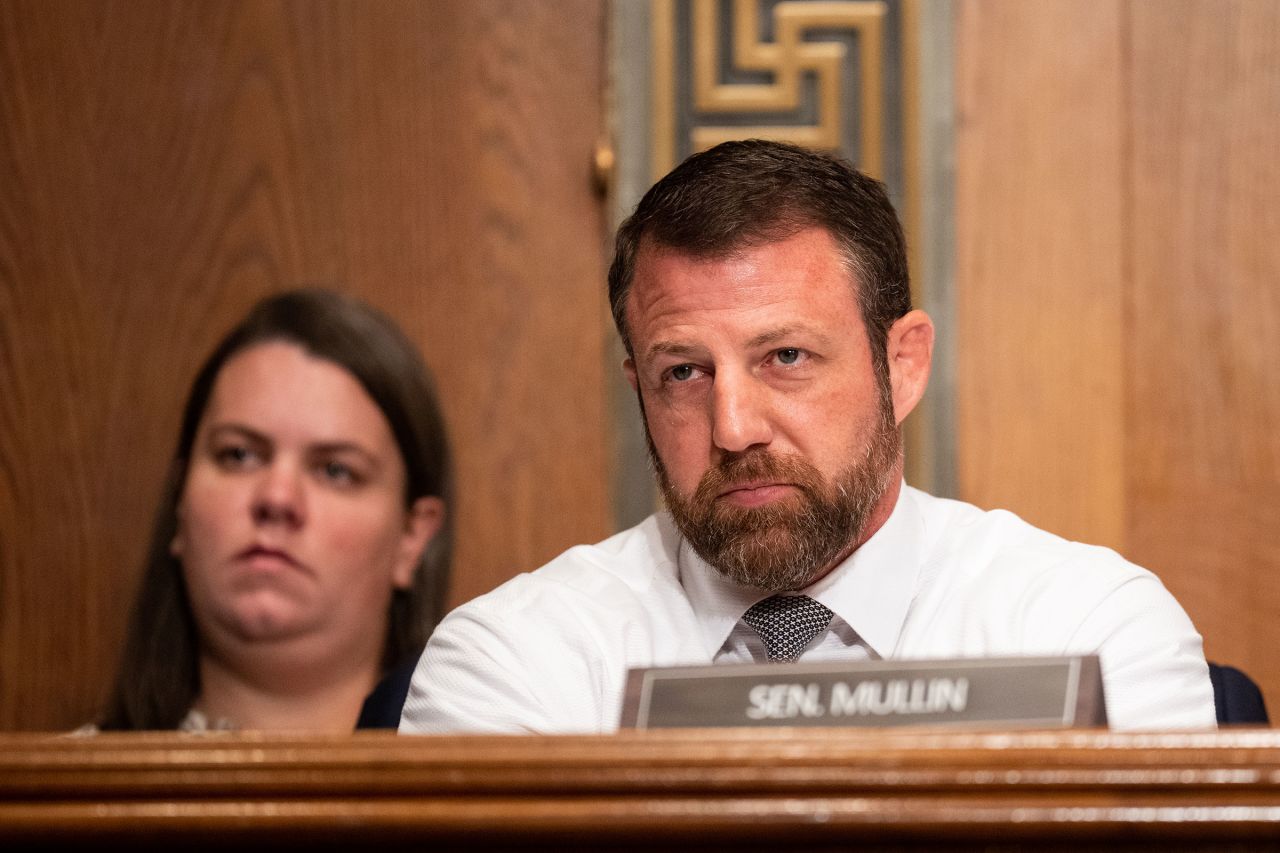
[4,728,1280,849]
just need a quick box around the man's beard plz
[650,385,901,592]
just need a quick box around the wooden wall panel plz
[957,0,1280,712]
[0,1,609,730]
[1124,0,1280,700]
[955,0,1128,549]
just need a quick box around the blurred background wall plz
[1,0,1277,730]
[954,0,1280,719]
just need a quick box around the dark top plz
[356,656,420,730]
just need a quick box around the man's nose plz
[710,370,774,453]
[251,460,305,528]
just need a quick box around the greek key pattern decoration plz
[651,0,910,197]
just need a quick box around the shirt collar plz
[677,481,923,658]
[677,531,762,657]
[805,482,922,657]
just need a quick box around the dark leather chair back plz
[1208,662,1269,725]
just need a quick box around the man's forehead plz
[632,226,800,266]
[625,229,866,359]
[632,222,852,271]
[629,239,737,280]
[627,230,858,310]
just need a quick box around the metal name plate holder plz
[619,655,1106,730]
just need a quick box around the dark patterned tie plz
[741,594,835,662]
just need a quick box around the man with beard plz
[401,140,1215,733]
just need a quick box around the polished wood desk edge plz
[4,726,1280,765]
[3,728,1280,843]
[3,727,1280,791]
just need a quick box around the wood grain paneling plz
[0,1,609,730]
[957,0,1280,714]
[955,0,1128,549]
[1125,0,1280,703]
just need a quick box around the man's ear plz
[623,356,638,392]
[886,309,934,425]
[390,496,445,590]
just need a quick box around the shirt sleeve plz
[398,590,612,734]
[1069,572,1217,731]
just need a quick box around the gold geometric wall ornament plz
[652,0,899,185]
[693,0,886,175]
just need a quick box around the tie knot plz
[741,594,834,662]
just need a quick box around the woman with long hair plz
[99,289,451,731]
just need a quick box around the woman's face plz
[172,341,442,660]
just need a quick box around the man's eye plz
[776,348,802,365]
[669,364,696,382]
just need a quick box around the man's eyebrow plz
[644,340,703,360]
[745,325,832,349]
[643,326,837,360]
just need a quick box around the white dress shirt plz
[401,485,1216,734]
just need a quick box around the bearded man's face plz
[623,229,908,590]
[651,389,899,590]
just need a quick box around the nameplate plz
[619,655,1106,730]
